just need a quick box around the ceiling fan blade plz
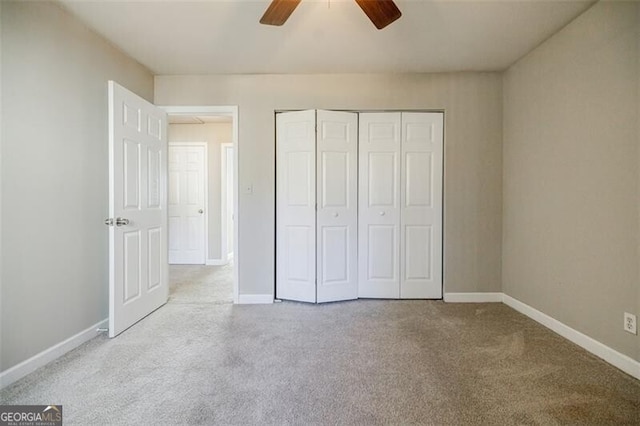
[354,0,402,30]
[260,0,302,26]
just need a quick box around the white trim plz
[205,258,229,266]
[503,294,640,380]
[220,143,233,263]
[444,292,503,303]
[0,319,108,389]
[168,142,209,264]
[238,294,274,304]
[161,106,239,304]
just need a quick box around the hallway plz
[169,264,234,305]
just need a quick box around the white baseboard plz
[0,318,108,389]
[237,294,273,304]
[444,292,503,303]
[205,259,229,266]
[503,294,640,380]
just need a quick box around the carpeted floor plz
[1,264,639,425]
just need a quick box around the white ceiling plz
[60,0,595,75]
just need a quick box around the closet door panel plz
[316,110,358,303]
[358,113,401,299]
[276,110,317,303]
[400,112,443,299]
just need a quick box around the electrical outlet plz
[623,313,637,335]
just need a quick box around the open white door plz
[316,110,358,303]
[108,81,168,337]
[276,110,317,303]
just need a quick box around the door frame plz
[220,142,234,262]
[168,141,209,264]
[162,106,239,304]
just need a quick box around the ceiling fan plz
[260,0,402,30]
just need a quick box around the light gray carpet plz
[1,265,638,425]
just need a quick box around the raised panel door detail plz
[321,227,348,283]
[123,230,141,304]
[147,227,162,290]
[168,217,180,250]
[405,225,432,280]
[368,152,396,207]
[123,139,140,210]
[321,121,349,142]
[168,172,179,205]
[286,226,311,282]
[148,149,161,208]
[405,122,434,144]
[368,225,396,280]
[286,152,312,207]
[187,217,200,250]
[285,122,311,140]
[123,103,140,131]
[186,171,200,205]
[147,115,162,140]
[405,152,432,207]
[321,152,348,208]
[368,122,397,143]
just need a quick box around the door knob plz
[379,211,386,216]
[115,217,130,226]
[198,209,204,214]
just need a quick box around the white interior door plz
[400,112,443,299]
[108,81,168,338]
[168,144,206,264]
[276,110,317,303]
[316,110,358,303]
[358,113,401,298]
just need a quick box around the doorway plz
[163,106,239,304]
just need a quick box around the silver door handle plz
[379,211,386,216]
[198,209,204,214]
[115,217,130,226]
[104,218,114,226]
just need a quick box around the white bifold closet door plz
[359,112,443,299]
[358,113,402,298]
[276,110,358,303]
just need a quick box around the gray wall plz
[155,73,503,297]
[503,1,639,361]
[168,123,233,261]
[0,1,154,371]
